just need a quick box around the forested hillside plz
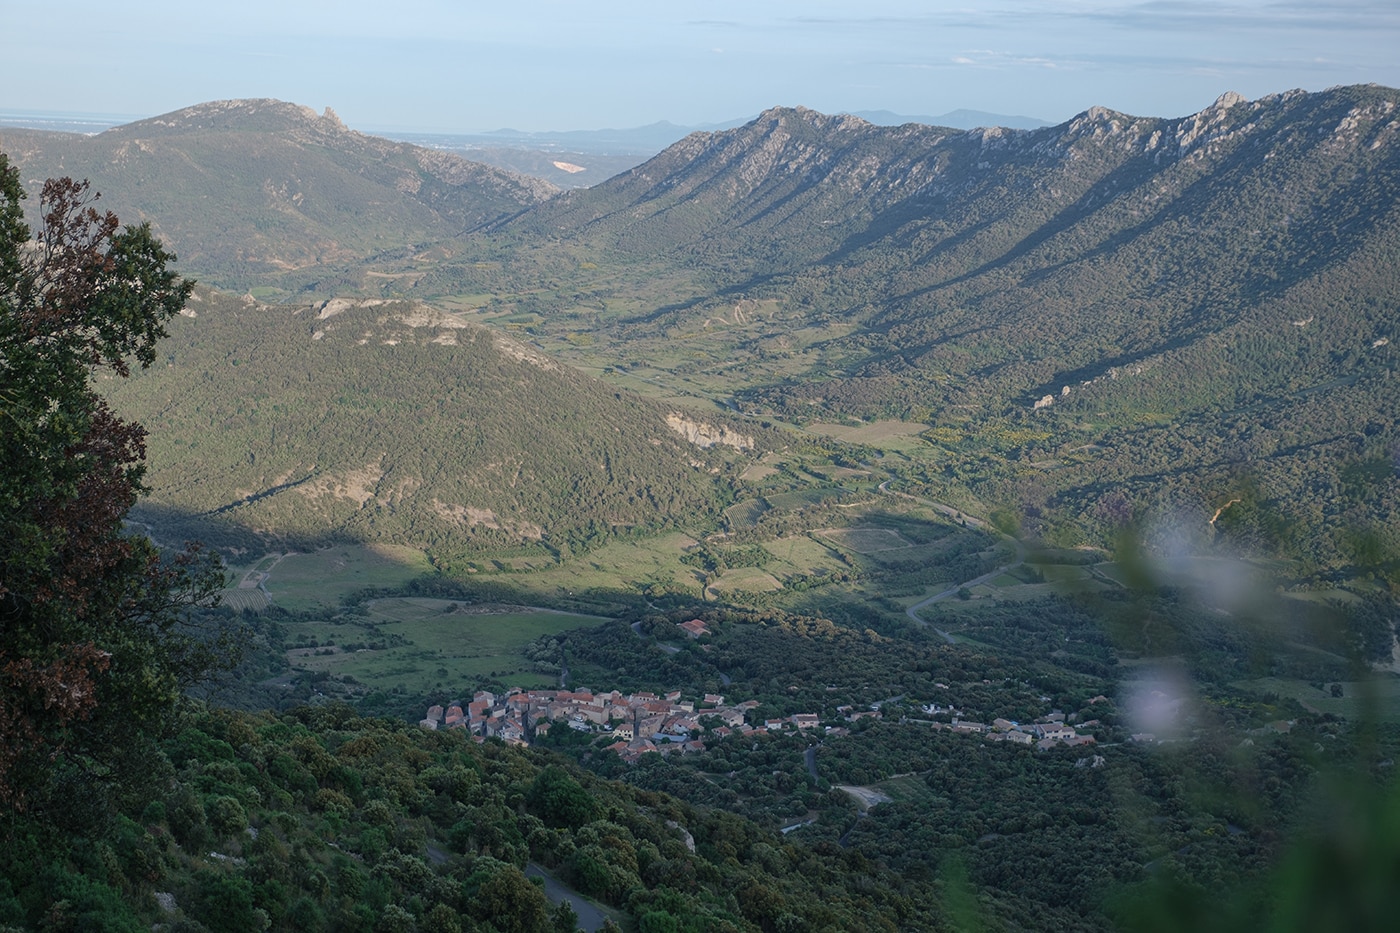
[1,704,956,932]
[8,87,1396,567]
[105,289,761,562]
[488,86,1398,425]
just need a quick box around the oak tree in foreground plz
[0,153,222,812]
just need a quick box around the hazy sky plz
[5,1,1399,132]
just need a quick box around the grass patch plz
[1235,674,1400,723]
[863,542,962,568]
[761,536,850,576]
[711,569,783,594]
[818,527,911,554]
[739,463,780,482]
[264,544,433,611]
[807,420,931,447]
[286,601,602,695]
[982,582,1060,602]
[486,532,704,603]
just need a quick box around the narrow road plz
[905,564,1012,644]
[876,482,1027,642]
[526,863,614,932]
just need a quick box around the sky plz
[4,1,1399,133]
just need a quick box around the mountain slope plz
[105,289,756,560]
[471,86,1400,557]
[486,87,1390,398]
[11,89,1397,562]
[0,99,558,288]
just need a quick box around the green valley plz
[3,84,1400,932]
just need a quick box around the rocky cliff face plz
[665,415,754,451]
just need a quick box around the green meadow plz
[1235,674,1400,723]
[245,544,434,611]
[284,598,605,696]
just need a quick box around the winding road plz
[876,482,1027,643]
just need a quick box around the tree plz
[526,764,599,829]
[0,153,222,810]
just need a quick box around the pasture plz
[284,600,605,695]
[262,544,432,611]
[1235,674,1400,723]
[807,420,931,448]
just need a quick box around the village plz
[418,618,1108,762]
[420,684,835,764]
[420,682,1103,764]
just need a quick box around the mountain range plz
[4,86,1397,567]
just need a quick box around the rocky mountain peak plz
[106,98,351,139]
[1212,90,1247,111]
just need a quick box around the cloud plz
[932,45,1363,78]
[773,1,1400,35]
[1081,0,1400,33]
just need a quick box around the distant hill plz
[373,139,648,190]
[106,289,759,561]
[402,118,752,155]
[377,119,754,189]
[0,99,558,290]
[380,112,1048,189]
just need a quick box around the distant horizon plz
[0,101,1059,139]
[7,3,1399,135]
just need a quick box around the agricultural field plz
[283,599,605,695]
[807,421,932,454]
[482,532,708,605]
[724,498,771,528]
[1234,674,1400,723]
[260,544,433,611]
[708,568,784,596]
[738,460,781,483]
[760,535,850,578]
[867,772,938,806]
[219,588,270,614]
[818,526,913,554]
